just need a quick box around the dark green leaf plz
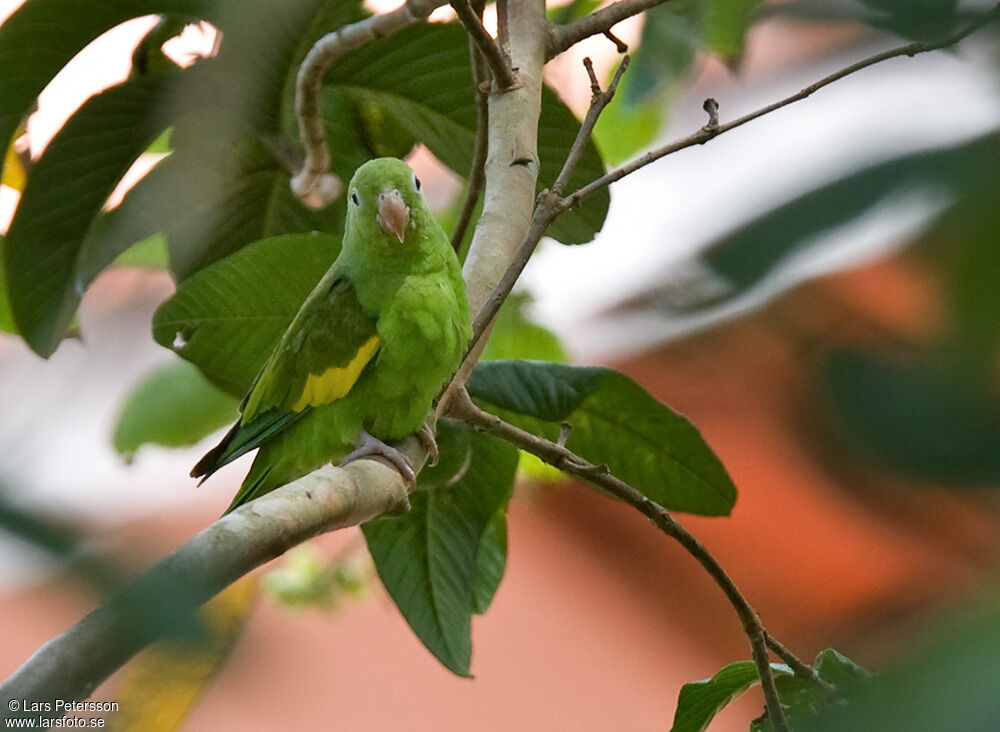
[800,599,1000,732]
[704,0,764,59]
[152,232,340,397]
[113,360,238,459]
[480,293,567,363]
[670,661,793,732]
[468,360,737,515]
[324,22,609,245]
[624,0,703,106]
[472,509,508,614]
[362,425,518,676]
[4,73,179,356]
[821,349,1000,485]
[0,0,213,163]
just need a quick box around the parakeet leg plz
[343,430,416,486]
[417,421,439,466]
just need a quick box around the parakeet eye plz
[350,190,360,206]
[412,174,421,192]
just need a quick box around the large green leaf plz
[467,360,736,515]
[821,349,1000,485]
[324,22,610,245]
[471,509,508,615]
[0,0,213,163]
[96,0,366,281]
[152,233,341,397]
[670,661,793,732]
[363,423,518,676]
[674,132,999,313]
[113,360,238,460]
[4,72,178,356]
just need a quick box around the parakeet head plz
[345,158,428,248]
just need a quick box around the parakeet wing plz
[191,264,380,481]
[242,264,381,420]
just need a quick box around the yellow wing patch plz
[2,138,26,192]
[291,335,380,411]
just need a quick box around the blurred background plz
[1,0,998,729]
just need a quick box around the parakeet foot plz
[417,422,439,466]
[344,430,416,486]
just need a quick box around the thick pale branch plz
[448,392,790,732]
[290,0,445,205]
[567,8,999,205]
[546,0,672,59]
[0,443,421,709]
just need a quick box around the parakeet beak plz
[377,189,409,243]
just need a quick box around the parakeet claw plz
[344,430,416,486]
[417,422,439,466]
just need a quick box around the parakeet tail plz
[191,410,306,483]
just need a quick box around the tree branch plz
[546,0,672,59]
[450,0,518,90]
[451,39,491,252]
[0,441,423,709]
[566,7,1000,205]
[290,0,445,206]
[447,391,790,732]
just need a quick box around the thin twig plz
[448,391,790,732]
[290,0,445,205]
[451,0,518,90]
[546,0,673,59]
[451,48,491,252]
[566,7,1000,206]
[766,633,836,691]
[603,29,628,54]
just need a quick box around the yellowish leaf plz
[111,577,259,732]
[2,138,26,192]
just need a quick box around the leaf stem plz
[448,390,791,732]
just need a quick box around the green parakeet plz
[192,158,472,511]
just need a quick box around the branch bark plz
[0,440,422,710]
[546,0,673,59]
[290,0,445,206]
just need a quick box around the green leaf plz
[112,235,170,271]
[152,232,341,397]
[4,72,179,356]
[468,360,736,515]
[0,237,16,335]
[90,0,368,282]
[324,22,610,245]
[670,661,793,732]
[362,424,518,676]
[796,599,1000,732]
[704,0,764,59]
[821,349,1000,485]
[480,293,567,363]
[472,509,508,615]
[675,132,999,313]
[113,360,238,460]
[0,0,214,163]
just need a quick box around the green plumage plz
[192,158,471,511]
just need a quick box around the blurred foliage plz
[263,544,369,611]
[765,0,976,41]
[480,292,567,363]
[669,650,870,732]
[0,237,15,335]
[468,360,738,515]
[113,360,239,461]
[111,577,258,732]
